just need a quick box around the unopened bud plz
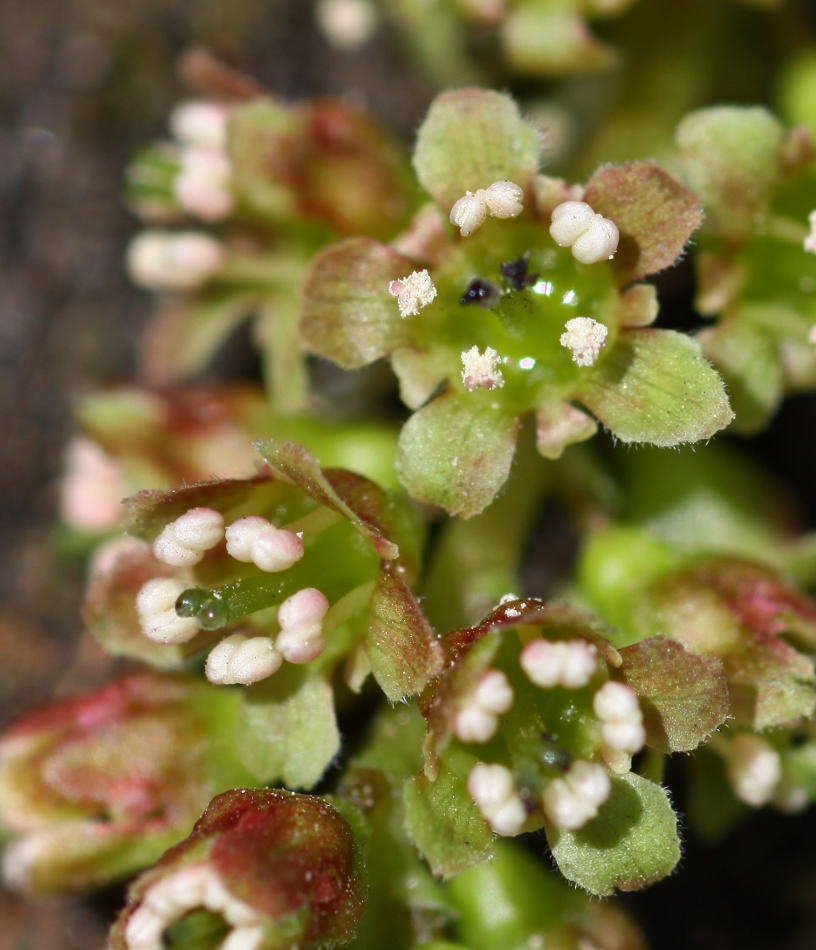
[520,638,597,689]
[467,763,526,836]
[127,230,225,292]
[225,516,305,573]
[542,760,610,830]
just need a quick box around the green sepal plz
[546,771,681,896]
[299,238,415,369]
[584,161,703,284]
[396,392,520,518]
[675,106,784,242]
[403,749,494,880]
[412,89,540,211]
[576,328,734,446]
[618,636,729,753]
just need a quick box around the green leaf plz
[254,290,310,415]
[546,772,680,896]
[618,636,729,753]
[396,392,520,518]
[300,238,415,369]
[404,750,494,879]
[237,664,340,789]
[576,329,734,445]
[700,321,783,434]
[143,292,256,382]
[675,106,784,242]
[412,89,540,211]
[584,161,703,283]
[366,566,444,701]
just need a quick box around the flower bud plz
[225,516,305,573]
[109,788,366,950]
[520,638,597,689]
[126,230,225,292]
[153,507,225,567]
[467,763,526,836]
[174,146,234,221]
[483,180,524,219]
[450,191,487,236]
[0,673,252,895]
[542,760,611,830]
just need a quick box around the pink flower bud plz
[225,516,305,573]
[276,588,330,664]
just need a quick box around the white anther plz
[276,588,330,664]
[125,864,261,950]
[461,346,505,391]
[174,146,234,221]
[542,760,611,830]
[550,200,619,263]
[205,633,283,685]
[225,516,305,573]
[315,0,378,50]
[170,100,230,150]
[127,230,225,292]
[388,269,437,318]
[726,734,782,807]
[467,763,526,836]
[136,578,200,644]
[520,638,597,689]
[220,926,265,950]
[483,180,524,219]
[450,191,487,237]
[804,210,816,255]
[454,670,513,743]
[153,507,225,567]
[559,316,608,367]
[593,681,645,755]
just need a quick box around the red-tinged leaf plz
[618,636,729,753]
[300,238,416,369]
[366,566,444,702]
[256,440,401,561]
[83,542,213,667]
[121,474,275,543]
[412,89,540,211]
[583,161,703,283]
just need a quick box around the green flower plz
[301,88,733,516]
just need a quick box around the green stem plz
[176,573,291,631]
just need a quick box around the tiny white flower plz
[153,507,225,567]
[550,200,619,263]
[483,180,524,219]
[135,577,200,644]
[276,588,330,664]
[388,269,438,317]
[560,316,608,367]
[314,0,378,50]
[205,633,283,685]
[461,345,505,391]
[726,734,782,807]
[225,516,305,573]
[127,230,225,292]
[804,210,816,255]
[169,100,230,150]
